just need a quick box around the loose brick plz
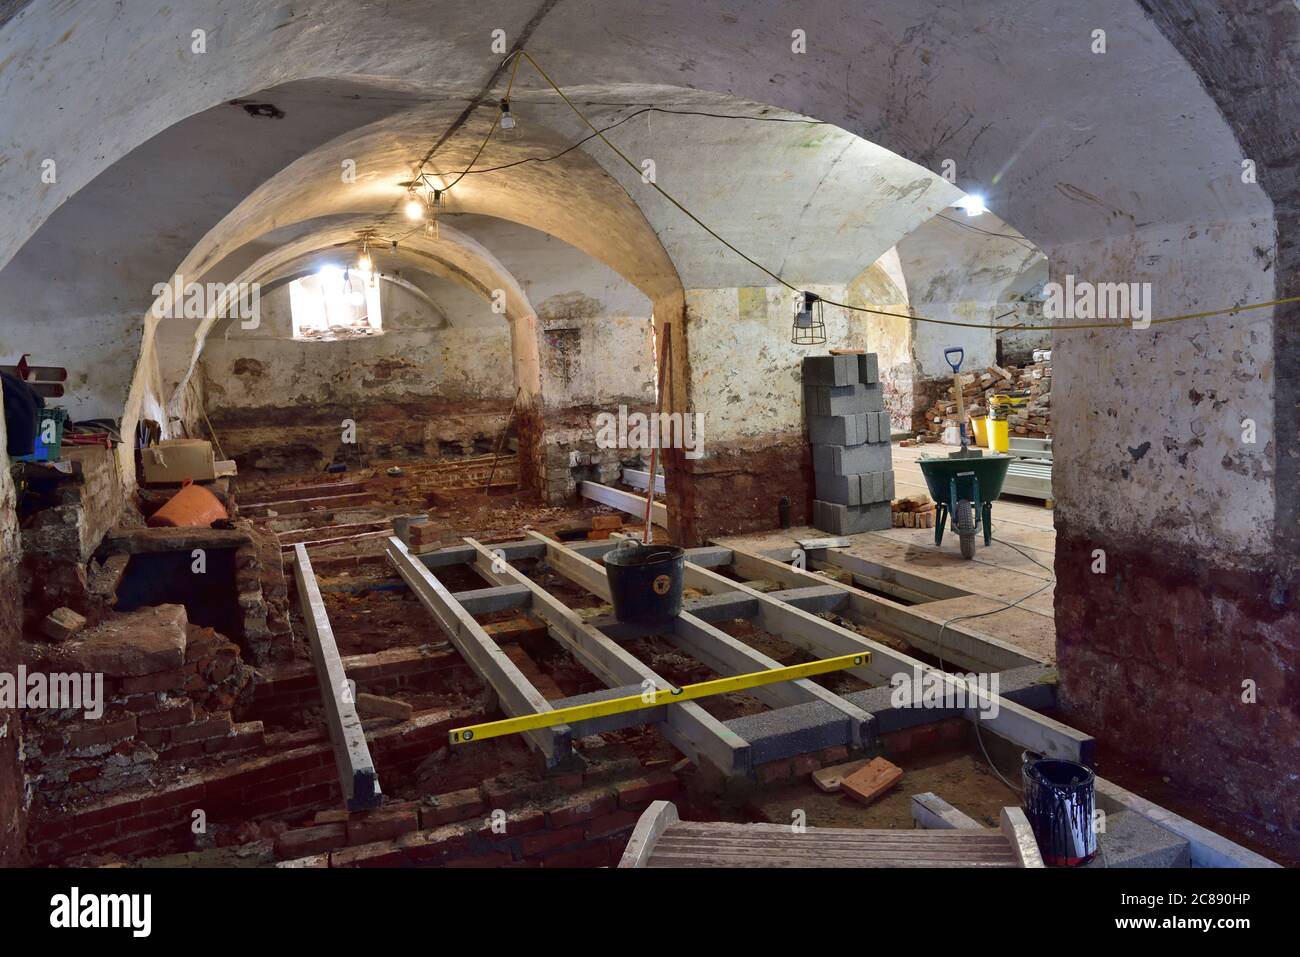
[812,758,870,793]
[397,822,476,863]
[42,607,87,642]
[839,757,904,806]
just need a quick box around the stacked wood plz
[917,359,1052,442]
[892,495,936,528]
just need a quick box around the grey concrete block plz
[813,441,893,476]
[724,700,864,765]
[804,383,884,416]
[807,413,867,446]
[814,472,862,506]
[812,500,892,535]
[858,353,879,385]
[802,354,858,387]
[858,470,896,505]
[1085,810,1191,868]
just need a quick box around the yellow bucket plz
[986,415,1009,452]
[971,415,989,447]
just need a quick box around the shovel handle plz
[944,347,964,372]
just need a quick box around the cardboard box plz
[141,439,217,484]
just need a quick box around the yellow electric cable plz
[399,47,1300,335]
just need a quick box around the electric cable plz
[383,46,1299,336]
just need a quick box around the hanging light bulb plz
[498,98,518,138]
[424,189,443,240]
[403,189,424,221]
[791,291,826,345]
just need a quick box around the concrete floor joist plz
[385,537,575,768]
[291,544,383,811]
[728,546,1041,673]
[579,480,668,528]
[679,553,1093,765]
[528,532,873,749]
[462,536,752,776]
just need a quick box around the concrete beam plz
[292,544,381,811]
[385,537,573,767]
[622,468,666,495]
[579,480,668,527]
[464,537,750,777]
[911,792,982,829]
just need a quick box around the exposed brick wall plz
[1055,529,1300,855]
[667,432,810,546]
[26,705,484,863]
[540,404,654,505]
[277,766,682,868]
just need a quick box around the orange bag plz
[146,481,228,528]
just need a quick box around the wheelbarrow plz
[917,453,1012,559]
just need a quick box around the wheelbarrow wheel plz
[955,499,977,560]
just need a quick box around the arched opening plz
[0,2,1292,870]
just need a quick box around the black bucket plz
[602,542,685,623]
[1021,751,1098,866]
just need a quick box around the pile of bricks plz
[917,359,1052,442]
[891,495,937,528]
[804,354,895,535]
[22,604,262,809]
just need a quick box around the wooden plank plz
[579,480,667,527]
[384,537,572,766]
[1000,806,1046,868]
[417,538,546,569]
[618,801,679,867]
[292,545,381,811]
[464,537,750,777]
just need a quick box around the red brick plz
[585,809,639,841]
[397,822,475,863]
[67,714,137,750]
[545,787,615,829]
[756,760,793,785]
[314,809,349,825]
[476,805,545,839]
[538,841,610,868]
[121,668,190,694]
[444,850,513,868]
[170,716,233,744]
[615,769,680,807]
[792,753,820,778]
[818,745,850,765]
[423,787,485,826]
[331,839,405,867]
[839,757,903,806]
[480,770,540,810]
[275,823,345,859]
[519,825,585,856]
[346,806,419,845]
[138,700,195,730]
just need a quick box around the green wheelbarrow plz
[917,454,1012,559]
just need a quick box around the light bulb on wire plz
[403,191,424,221]
[498,99,518,139]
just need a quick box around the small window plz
[290,267,383,340]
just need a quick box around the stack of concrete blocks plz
[804,354,895,535]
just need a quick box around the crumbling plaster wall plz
[0,406,24,863]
